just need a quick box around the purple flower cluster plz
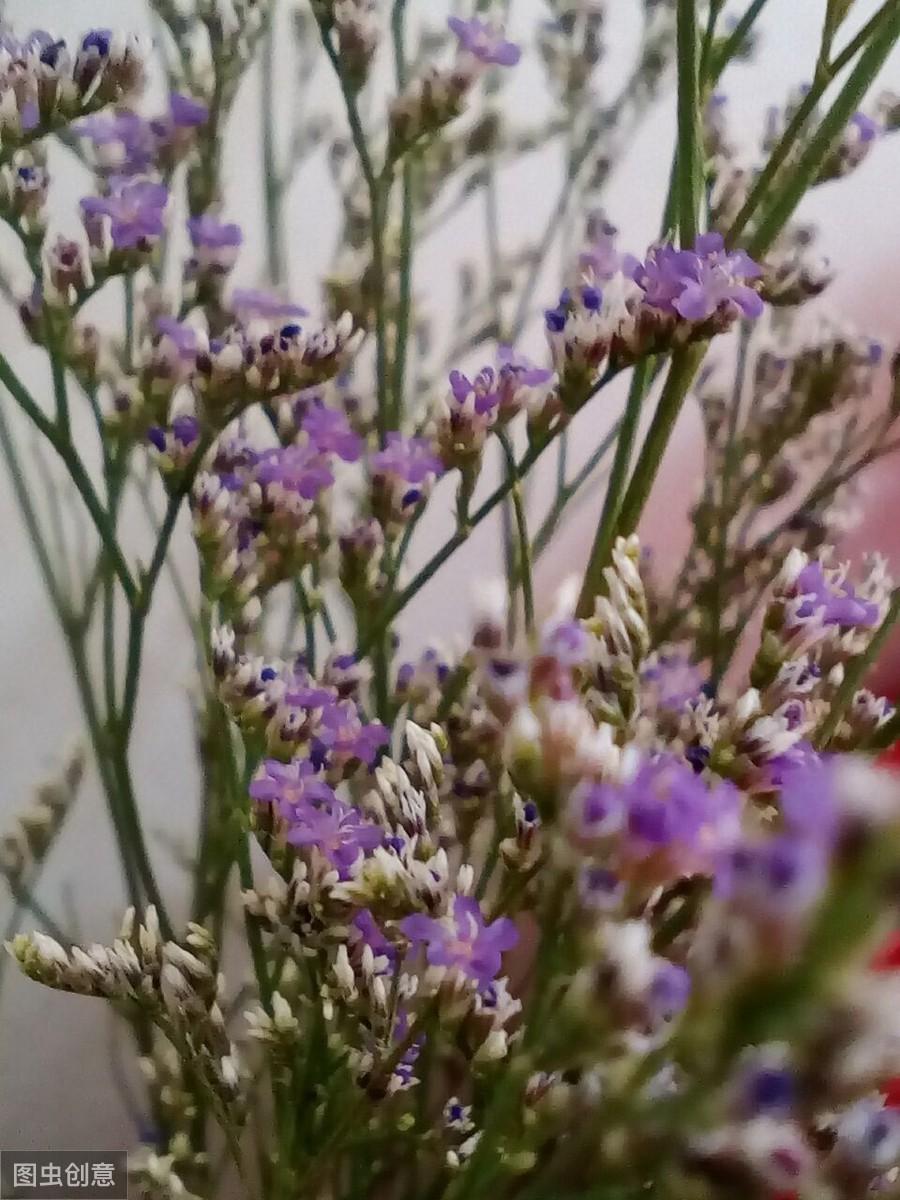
[250,758,382,877]
[437,350,553,467]
[400,894,518,989]
[634,233,764,322]
[370,433,445,526]
[448,17,521,67]
[81,179,168,251]
[76,92,207,177]
[571,754,741,886]
[187,215,243,276]
[191,414,365,606]
[792,562,880,629]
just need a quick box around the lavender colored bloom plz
[351,909,398,968]
[76,110,155,173]
[314,698,389,766]
[497,345,554,387]
[81,180,168,250]
[850,111,881,143]
[648,959,691,1022]
[168,92,208,128]
[255,445,334,499]
[286,797,383,874]
[625,756,740,867]
[187,214,242,250]
[371,434,444,483]
[156,316,199,358]
[579,864,624,911]
[715,833,828,915]
[571,779,626,841]
[541,617,591,667]
[641,651,705,712]
[448,16,521,67]
[635,233,763,322]
[302,403,363,462]
[250,757,338,818]
[400,894,518,989]
[793,562,880,628]
[230,288,309,320]
[171,414,200,447]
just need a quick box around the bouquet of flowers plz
[3,1,900,1197]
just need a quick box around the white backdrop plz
[1,0,899,1148]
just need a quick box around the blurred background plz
[1,0,899,1149]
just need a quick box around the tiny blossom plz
[400,894,518,989]
[255,445,334,499]
[793,562,880,628]
[229,288,309,321]
[285,797,383,875]
[634,233,763,322]
[81,180,168,250]
[301,402,363,462]
[249,757,338,819]
[448,16,521,67]
[187,214,243,273]
[641,650,705,713]
[370,433,444,523]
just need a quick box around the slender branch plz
[391,0,413,429]
[675,0,700,246]
[612,344,709,544]
[709,0,771,82]
[748,7,900,257]
[0,353,138,603]
[497,430,534,636]
[727,0,899,245]
[577,359,653,617]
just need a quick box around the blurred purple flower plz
[81,180,168,249]
[448,16,521,66]
[794,562,880,628]
[370,433,444,483]
[302,403,363,462]
[401,894,518,988]
[286,796,383,874]
[255,445,334,499]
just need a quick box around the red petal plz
[872,931,900,971]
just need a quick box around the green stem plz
[747,6,900,257]
[816,588,900,747]
[613,344,708,543]
[675,0,700,245]
[391,0,413,429]
[0,353,137,603]
[577,359,653,617]
[262,0,284,286]
[709,0,770,82]
[497,430,534,637]
[727,0,899,246]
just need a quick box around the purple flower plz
[351,909,398,969]
[255,445,334,499]
[81,180,168,250]
[370,433,444,483]
[541,617,590,667]
[171,414,200,447]
[155,316,199,358]
[715,834,828,916]
[793,562,880,628]
[578,864,624,911]
[230,288,309,321]
[641,651,705,712]
[625,756,741,871]
[250,757,337,818]
[448,16,521,66]
[571,779,626,841]
[75,110,155,173]
[635,233,763,322]
[302,403,363,462]
[286,797,383,874]
[648,959,691,1022]
[497,345,554,387]
[400,894,518,989]
[187,214,242,250]
[313,698,389,767]
[168,92,208,128]
[850,111,881,143]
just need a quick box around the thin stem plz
[676,0,700,245]
[708,322,752,684]
[391,0,412,429]
[0,353,138,603]
[262,0,285,286]
[727,0,899,246]
[709,0,770,82]
[497,430,534,637]
[577,359,653,617]
[316,18,391,444]
[816,588,900,747]
[748,6,900,257]
[532,421,621,561]
[613,344,708,543]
